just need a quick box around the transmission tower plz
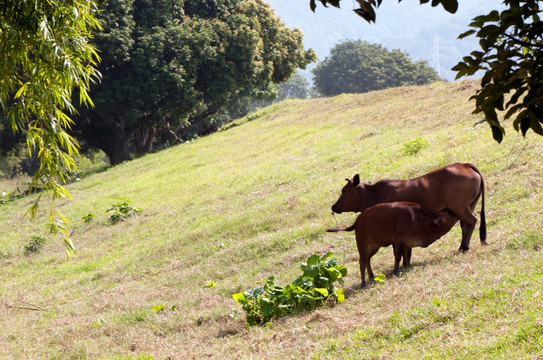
[432,33,442,78]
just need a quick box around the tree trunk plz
[134,127,157,156]
[107,138,130,165]
[78,113,132,166]
[106,119,131,165]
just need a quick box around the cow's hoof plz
[481,241,489,246]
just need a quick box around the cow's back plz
[372,163,482,214]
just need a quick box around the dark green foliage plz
[233,252,347,326]
[75,0,315,164]
[312,40,441,96]
[452,0,543,142]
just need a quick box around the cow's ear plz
[353,174,360,187]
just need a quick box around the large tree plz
[312,40,441,96]
[308,0,543,141]
[76,0,316,165]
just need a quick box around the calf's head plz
[432,209,458,231]
[331,174,367,213]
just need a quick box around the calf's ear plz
[353,174,360,187]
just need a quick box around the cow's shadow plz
[341,250,461,297]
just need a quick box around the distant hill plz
[265,0,503,81]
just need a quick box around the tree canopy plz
[75,0,316,165]
[312,40,441,96]
[308,0,543,140]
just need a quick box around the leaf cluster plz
[23,235,47,255]
[452,0,543,142]
[233,252,347,326]
[403,138,429,156]
[0,0,101,217]
[309,0,458,23]
[106,198,142,225]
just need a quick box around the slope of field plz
[1,80,542,359]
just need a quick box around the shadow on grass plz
[341,247,475,298]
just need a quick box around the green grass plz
[1,80,543,359]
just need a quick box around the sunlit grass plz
[1,80,542,359]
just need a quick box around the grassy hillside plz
[1,80,542,359]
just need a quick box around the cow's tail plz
[468,163,487,244]
[326,224,356,232]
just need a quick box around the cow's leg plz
[458,209,478,252]
[366,248,379,281]
[403,247,412,267]
[393,244,403,274]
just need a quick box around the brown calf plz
[331,163,485,252]
[327,201,458,287]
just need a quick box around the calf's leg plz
[358,256,367,288]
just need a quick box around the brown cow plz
[331,163,486,252]
[327,202,458,287]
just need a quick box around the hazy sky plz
[264,0,503,81]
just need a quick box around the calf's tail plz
[326,224,356,232]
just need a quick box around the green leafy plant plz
[233,252,347,326]
[403,138,429,155]
[24,235,47,255]
[374,273,387,283]
[82,212,96,223]
[106,198,142,225]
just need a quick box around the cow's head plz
[331,174,366,213]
